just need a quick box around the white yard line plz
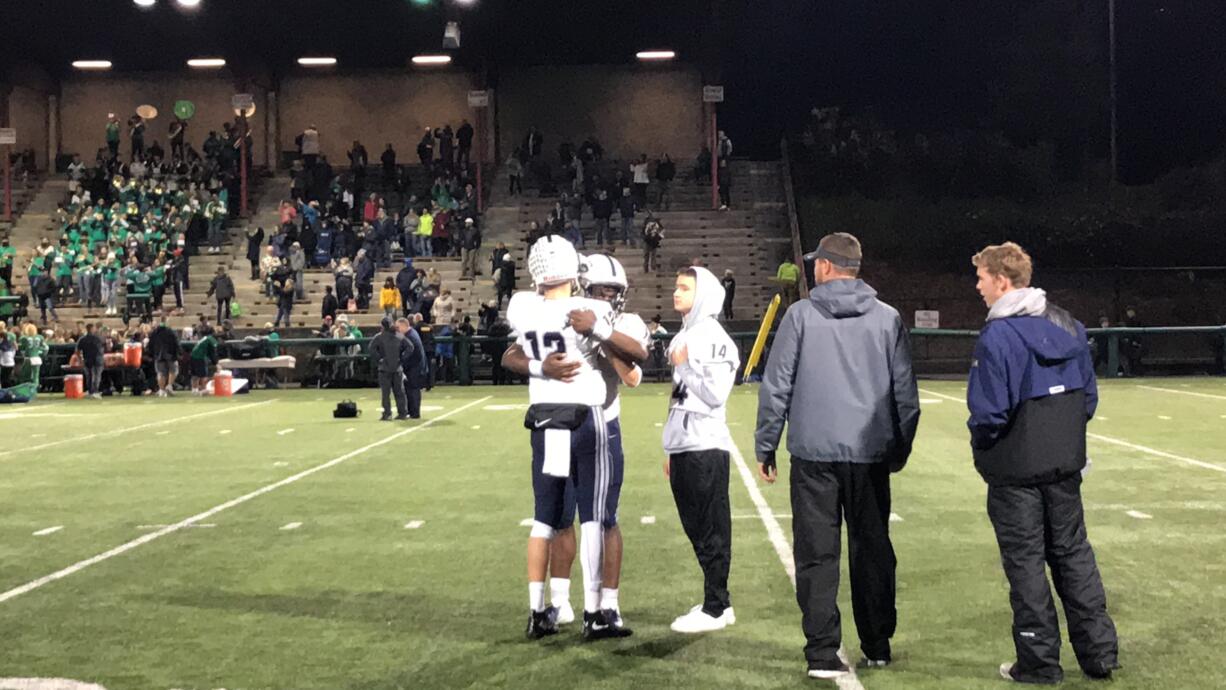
[280,522,303,531]
[219,429,232,435]
[404,520,425,529]
[1138,384,1226,402]
[640,516,656,525]
[0,401,274,459]
[0,396,490,605]
[32,526,63,537]
[1157,415,1172,421]
[920,387,1226,476]
[277,428,295,436]
[1087,432,1226,475]
[1125,510,1152,520]
[918,387,964,404]
[728,442,865,690]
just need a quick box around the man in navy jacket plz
[967,242,1119,684]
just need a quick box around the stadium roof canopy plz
[3,0,718,77]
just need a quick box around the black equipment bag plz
[333,400,360,418]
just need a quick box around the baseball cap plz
[803,232,862,269]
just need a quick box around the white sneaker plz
[554,601,575,625]
[670,604,732,633]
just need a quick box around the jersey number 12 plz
[524,330,566,360]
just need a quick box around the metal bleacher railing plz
[31,325,1226,393]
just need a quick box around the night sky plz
[5,0,1223,183]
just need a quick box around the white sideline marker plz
[1126,510,1152,520]
[519,518,534,527]
[728,441,865,690]
[277,428,295,436]
[137,524,215,530]
[33,526,63,537]
[280,522,303,531]
[0,400,274,459]
[919,398,943,404]
[404,520,425,529]
[889,513,904,523]
[640,516,656,525]
[0,396,491,606]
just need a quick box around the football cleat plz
[581,609,633,641]
[525,606,560,640]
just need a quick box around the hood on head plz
[682,266,726,328]
[808,279,878,318]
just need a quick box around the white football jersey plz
[597,311,651,419]
[507,291,613,407]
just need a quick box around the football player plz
[544,253,650,636]
[502,237,633,640]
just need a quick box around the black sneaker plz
[807,661,851,680]
[525,606,559,640]
[394,415,410,420]
[380,414,392,422]
[858,657,890,670]
[1084,661,1120,681]
[582,609,633,641]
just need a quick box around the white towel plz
[543,428,571,477]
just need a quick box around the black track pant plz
[669,449,731,617]
[379,370,407,418]
[791,459,896,665]
[987,474,1119,683]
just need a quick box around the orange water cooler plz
[64,374,85,399]
[213,371,233,397]
[123,342,143,368]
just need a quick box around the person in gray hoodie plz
[754,232,920,680]
[662,265,741,634]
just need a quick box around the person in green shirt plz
[101,252,121,315]
[105,114,121,159]
[776,258,801,306]
[189,325,220,394]
[124,261,153,323]
[149,252,168,312]
[17,322,48,388]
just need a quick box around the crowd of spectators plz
[4,111,251,327]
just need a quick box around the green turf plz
[0,379,1223,689]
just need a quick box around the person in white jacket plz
[663,265,740,633]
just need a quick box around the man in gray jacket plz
[754,232,920,680]
[369,317,409,421]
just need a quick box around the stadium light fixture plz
[412,54,452,66]
[298,57,338,67]
[453,0,477,5]
[187,58,226,69]
[636,50,677,61]
[176,0,202,7]
[133,0,156,7]
[72,60,113,71]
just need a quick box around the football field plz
[1,378,1224,690]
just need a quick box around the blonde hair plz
[22,323,38,337]
[972,242,1033,288]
